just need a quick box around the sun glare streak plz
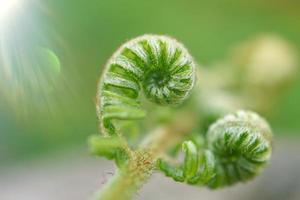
[0,0,22,22]
[0,0,69,119]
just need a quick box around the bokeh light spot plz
[37,47,61,75]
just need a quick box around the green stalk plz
[95,119,193,200]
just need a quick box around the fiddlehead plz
[158,110,273,188]
[207,110,272,187]
[96,34,195,136]
[92,35,195,165]
[91,35,196,200]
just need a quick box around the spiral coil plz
[97,35,195,136]
[158,110,273,188]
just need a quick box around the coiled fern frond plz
[158,110,273,188]
[96,34,195,136]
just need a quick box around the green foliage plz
[90,35,275,200]
[2,0,300,166]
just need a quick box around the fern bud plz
[97,35,195,135]
[207,110,273,188]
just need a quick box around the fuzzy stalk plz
[95,117,193,200]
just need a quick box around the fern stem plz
[95,117,193,200]
[95,168,148,200]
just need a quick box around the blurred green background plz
[0,0,299,165]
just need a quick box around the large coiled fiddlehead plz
[89,34,273,200]
[96,34,195,136]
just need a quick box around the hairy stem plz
[95,117,193,200]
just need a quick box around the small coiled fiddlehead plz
[97,34,195,137]
[158,110,272,188]
[207,110,272,187]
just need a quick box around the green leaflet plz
[88,135,129,167]
[182,141,199,179]
[157,159,185,182]
[157,140,215,185]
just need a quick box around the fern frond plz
[96,35,195,136]
[158,110,273,188]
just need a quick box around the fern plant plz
[89,35,273,200]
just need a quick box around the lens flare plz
[0,0,68,118]
[0,0,22,21]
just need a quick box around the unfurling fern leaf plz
[158,110,273,188]
[96,35,195,136]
